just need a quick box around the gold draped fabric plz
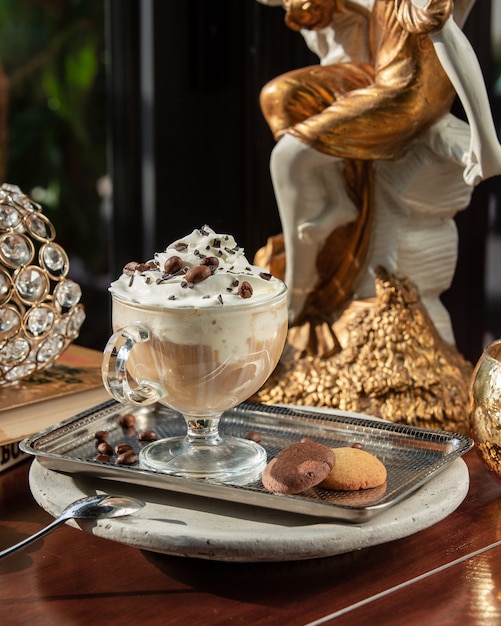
[261,0,456,161]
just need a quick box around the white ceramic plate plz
[29,455,469,562]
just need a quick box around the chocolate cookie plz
[320,447,387,491]
[262,439,335,494]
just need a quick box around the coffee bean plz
[97,442,113,455]
[238,281,253,299]
[184,265,212,284]
[119,413,136,428]
[163,255,184,274]
[123,261,140,275]
[246,430,261,443]
[138,430,158,442]
[136,261,155,272]
[95,430,109,442]
[200,256,219,273]
[115,451,139,466]
[115,443,134,455]
[93,453,111,463]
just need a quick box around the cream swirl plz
[109,225,285,308]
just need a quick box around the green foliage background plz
[0,0,108,278]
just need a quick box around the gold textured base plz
[253,268,472,434]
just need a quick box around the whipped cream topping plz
[109,225,285,307]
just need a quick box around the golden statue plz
[254,0,501,433]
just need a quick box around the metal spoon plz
[0,494,145,559]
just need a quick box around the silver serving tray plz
[20,400,473,523]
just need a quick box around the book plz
[0,344,111,451]
[0,440,29,473]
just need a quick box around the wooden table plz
[1,449,501,625]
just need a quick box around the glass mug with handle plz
[102,228,288,483]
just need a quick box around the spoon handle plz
[0,516,66,559]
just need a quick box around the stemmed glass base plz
[139,417,267,483]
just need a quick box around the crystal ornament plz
[0,233,34,267]
[0,270,11,304]
[0,204,21,230]
[41,243,68,278]
[54,279,82,312]
[25,305,55,339]
[15,266,49,303]
[25,212,56,241]
[0,183,85,385]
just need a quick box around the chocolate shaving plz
[174,242,188,251]
[217,294,224,305]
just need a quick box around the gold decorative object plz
[0,183,85,385]
[469,340,501,483]
[253,1,501,431]
[253,268,472,434]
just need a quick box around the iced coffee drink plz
[102,225,288,481]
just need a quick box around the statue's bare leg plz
[270,133,358,321]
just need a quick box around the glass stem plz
[185,417,223,447]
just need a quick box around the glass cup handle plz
[101,323,165,406]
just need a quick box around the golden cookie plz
[320,447,387,491]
